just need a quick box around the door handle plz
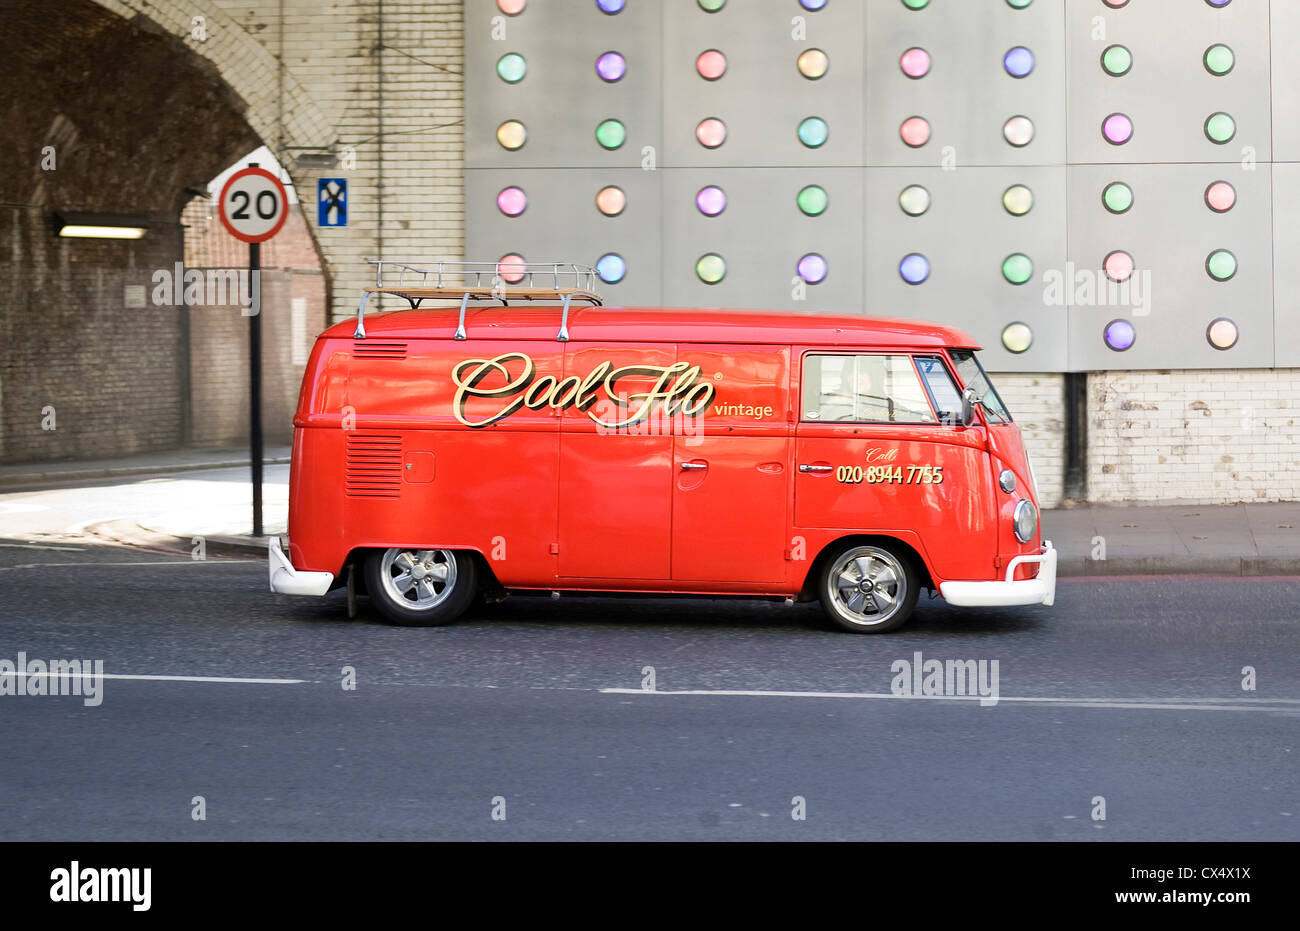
[679,461,707,471]
[799,464,833,474]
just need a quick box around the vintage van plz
[268,260,1056,633]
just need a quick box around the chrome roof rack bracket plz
[454,291,470,341]
[557,293,573,342]
[353,289,374,339]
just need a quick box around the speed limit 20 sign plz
[218,166,289,243]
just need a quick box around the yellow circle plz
[496,120,527,150]
[797,48,829,79]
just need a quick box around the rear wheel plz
[364,548,477,627]
[819,542,919,634]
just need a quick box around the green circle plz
[696,253,726,284]
[902,0,929,8]
[698,0,725,10]
[1003,185,1034,216]
[1006,0,1033,7]
[595,119,627,150]
[1206,250,1237,281]
[1102,182,1134,214]
[1205,44,1234,76]
[797,117,829,148]
[1101,45,1132,76]
[1205,112,1236,144]
[898,185,931,216]
[797,185,829,216]
[1002,253,1034,285]
[496,53,527,84]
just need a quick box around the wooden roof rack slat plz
[353,260,603,341]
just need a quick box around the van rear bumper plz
[268,537,334,596]
[938,541,1057,608]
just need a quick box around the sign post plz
[217,163,289,537]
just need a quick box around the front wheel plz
[819,543,919,634]
[364,548,477,627]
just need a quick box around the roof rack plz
[353,259,603,341]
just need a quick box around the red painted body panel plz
[287,307,1038,597]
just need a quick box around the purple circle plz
[695,185,726,216]
[1102,112,1133,144]
[596,0,626,12]
[899,253,930,284]
[1004,46,1035,78]
[595,52,626,82]
[1104,319,1136,351]
[1205,0,1231,6]
[797,253,828,284]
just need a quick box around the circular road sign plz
[218,166,289,243]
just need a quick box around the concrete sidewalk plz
[0,444,291,490]
[1044,503,1300,577]
[0,446,1297,576]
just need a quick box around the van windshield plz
[949,350,1011,424]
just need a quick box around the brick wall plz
[0,206,184,464]
[1088,369,1300,505]
[182,197,325,446]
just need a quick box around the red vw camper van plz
[268,260,1056,633]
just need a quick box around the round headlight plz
[1013,499,1038,543]
[999,469,1017,494]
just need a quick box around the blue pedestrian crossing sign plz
[318,178,347,227]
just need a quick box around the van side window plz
[915,356,963,424]
[802,354,936,423]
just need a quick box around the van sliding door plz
[557,343,676,580]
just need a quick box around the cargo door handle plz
[799,464,833,474]
[680,461,707,471]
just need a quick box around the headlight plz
[999,469,1016,493]
[1013,499,1038,543]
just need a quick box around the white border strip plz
[601,688,1300,713]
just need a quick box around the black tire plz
[364,548,477,627]
[819,541,920,634]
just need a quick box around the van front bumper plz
[268,537,334,596]
[938,541,1057,608]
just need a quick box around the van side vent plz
[353,341,408,360]
[345,434,403,498]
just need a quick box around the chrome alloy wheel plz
[825,545,908,628]
[379,548,458,611]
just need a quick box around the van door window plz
[915,356,963,424]
[802,354,936,423]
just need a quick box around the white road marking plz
[1,672,304,685]
[601,688,1300,713]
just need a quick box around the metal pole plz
[250,238,263,537]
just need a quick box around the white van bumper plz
[939,541,1057,608]
[268,537,334,596]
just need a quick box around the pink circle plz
[1103,112,1133,144]
[497,0,526,13]
[696,117,727,148]
[497,187,527,216]
[696,50,727,80]
[899,116,931,147]
[1206,181,1236,213]
[1104,250,1135,282]
[497,254,526,283]
[900,48,931,78]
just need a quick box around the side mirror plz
[960,387,980,427]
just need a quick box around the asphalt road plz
[0,540,1297,841]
